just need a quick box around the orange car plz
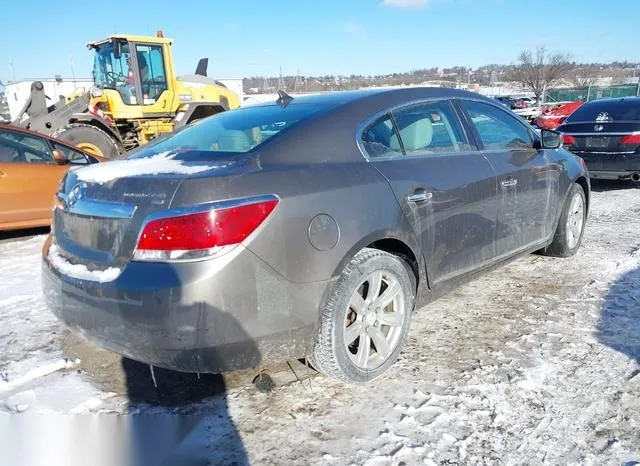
[0,125,106,231]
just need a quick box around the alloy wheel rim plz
[566,193,585,249]
[76,142,104,157]
[343,271,406,370]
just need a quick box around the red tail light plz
[562,134,576,145]
[134,197,278,261]
[620,133,640,145]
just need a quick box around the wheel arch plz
[175,103,228,128]
[331,230,428,297]
[544,173,590,254]
[574,175,590,214]
[67,113,123,144]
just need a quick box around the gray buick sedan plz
[42,87,590,383]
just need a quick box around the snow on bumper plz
[47,243,121,283]
[41,237,330,373]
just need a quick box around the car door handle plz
[500,178,517,188]
[406,192,432,203]
[0,170,6,178]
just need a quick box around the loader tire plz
[54,123,122,160]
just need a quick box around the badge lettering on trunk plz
[594,124,604,132]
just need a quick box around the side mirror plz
[114,41,123,59]
[541,129,562,149]
[52,149,67,164]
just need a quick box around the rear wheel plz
[310,248,415,383]
[54,123,122,160]
[541,183,587,257]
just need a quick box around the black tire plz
[541,183,587,257]
[53,123,122,160]
[309,248,416,383]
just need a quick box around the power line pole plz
[294,68,300,92]
[9,62,16,83]
[69,54,76,84]
[278,66,284,91]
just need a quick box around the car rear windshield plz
[129,103,327,158]
[565,100,640,123]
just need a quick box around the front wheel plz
[310,248,416,383]
[541,183,587,257]
[53,123,122,160]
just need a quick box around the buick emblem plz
[67,182,87,207]
[594,124,604,132]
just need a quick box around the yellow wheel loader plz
[11,31,241,159]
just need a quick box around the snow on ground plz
[1,181,640,465]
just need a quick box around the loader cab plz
[89,34,176,118]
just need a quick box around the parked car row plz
[3,91,633,235]
[41,87,591,383]
[494,95,537,110]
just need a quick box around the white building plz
[215,78,244,102]
[4,78,93,122]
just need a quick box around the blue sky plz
[1,0,637,82]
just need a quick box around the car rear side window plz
[463,100,533,151]
[0,130,53,163]
[129,102,329,158]
[361,115,404,158]
[390,101,471,155]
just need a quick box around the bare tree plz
[510,47,574,101]
[570,65,601,87]
[570,74,597,88]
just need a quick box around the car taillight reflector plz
[621,133,640,145]
[134,198,278,261]
[562,134,576,145]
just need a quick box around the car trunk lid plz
[560,122,640,154]
[51,152,258,272]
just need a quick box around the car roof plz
[579,97,640,105]
[0,124,91,154]
[250,86,494,111]
[245,88,387,110]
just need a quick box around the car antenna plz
[276,89,294,108]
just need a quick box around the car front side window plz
[53,143,90,165]
[463,100,534,151]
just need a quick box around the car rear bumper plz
[574,152,640,180]
[588,170,640,180]
[41,235,331,373]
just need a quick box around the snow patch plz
[0,360,68,395]
[74,150,222,184]
[47,244,121,283]
[3,389,36,412]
